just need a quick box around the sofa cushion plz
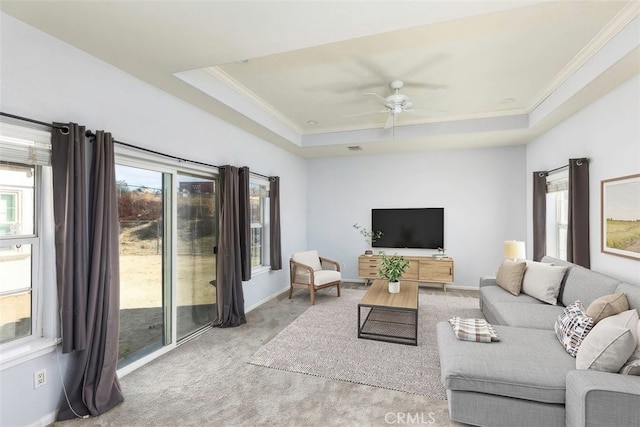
[616,282,640,312]
[586,293,629,324]
[554,301,594,357]
[437,322,574,404]
[480,285,546,326]
[496,260,526,296]
[522,261,568,305]
[620,318,640,375]
[559,262,621,308]
[576,309,638,372]
[490,303,564,330]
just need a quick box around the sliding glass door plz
[176,174,217,340]
[115,160,218,369]
[116,165,168,367]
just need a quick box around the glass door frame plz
[115,146,218,377]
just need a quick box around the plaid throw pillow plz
[555,300,594,357]
[449,317,500,343]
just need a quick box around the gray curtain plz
[533,171,548,261]
[52,125,123,420]
[269,176,282,270]
[238,167,251,281]
[567,158,590,268]
[215,166,247,327]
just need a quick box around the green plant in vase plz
[353,223,383,255]
[378,252,410,293]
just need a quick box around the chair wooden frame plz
[289,255,341,305]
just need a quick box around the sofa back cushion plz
[616,282,640,313]
[539,257,621,308]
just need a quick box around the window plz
[0,164,36,344]
[545,169,569,260]
[250,177,270,270]
[0,123,54,362]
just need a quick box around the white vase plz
[388,281,400,294]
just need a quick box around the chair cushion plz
[295,270,341,286]
[292,250,322,271]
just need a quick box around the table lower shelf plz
[357,306,418,346]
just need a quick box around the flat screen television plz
[371,208,444,249]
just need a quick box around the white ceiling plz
[1,1,639,158]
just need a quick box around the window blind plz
[0,125,51,166]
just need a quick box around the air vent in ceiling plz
[347,146,362,151]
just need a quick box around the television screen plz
[371,208,444,249]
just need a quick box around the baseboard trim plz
[28,411,57,427]
[344,278,479,291]
[245,287,290,313]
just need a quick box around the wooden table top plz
[359,279,418,310]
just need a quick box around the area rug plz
[248,289,482,399]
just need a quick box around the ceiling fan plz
[352,80,446,129]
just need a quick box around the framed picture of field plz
[601,173,640,260]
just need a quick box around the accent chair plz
[289,250,341,305]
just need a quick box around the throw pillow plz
[576,309,638,372]
[555,300,594,357]
[620,315,640,376]
[585,293,629,324]
[495,260,526,296]
[522,261,568,305]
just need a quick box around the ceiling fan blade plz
[404,108,448,116]
[363,92,389,105]
[384,113,395,129]
[345,109,388,118]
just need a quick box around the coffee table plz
[357,279,418,346]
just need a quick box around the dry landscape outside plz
[117,182,217,361]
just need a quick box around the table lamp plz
[504,240,526,261]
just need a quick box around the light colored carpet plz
[249,288,482,399]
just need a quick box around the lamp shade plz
[504,240,526,260]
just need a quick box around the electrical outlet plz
[34,369,46,389]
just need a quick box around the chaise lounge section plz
[437,256,640,427]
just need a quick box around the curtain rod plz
[0,111,69,132]
[546,158,588,175]
[546,164,568,174]
[0,111,271,179]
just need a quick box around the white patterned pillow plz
[555,300,594,357]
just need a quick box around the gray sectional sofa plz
[437,256,640,427]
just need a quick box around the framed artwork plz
[601,173,640,260]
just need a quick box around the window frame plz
[545,169,569,260]
[0,123,57,370]
[249,176,270,273]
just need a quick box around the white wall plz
[307,145,527,288]
[526,74,640,285]
[0,13,307,426]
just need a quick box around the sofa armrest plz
[479,276,497,288]
[565,370,640,427]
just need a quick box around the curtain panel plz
[269,176,282,270]
[532,171,548,262]
[52,124,123,420]
[215,166,247,327]
[568,158,590,268]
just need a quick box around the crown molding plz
[527,1,640,112]
[204,67,303,134]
